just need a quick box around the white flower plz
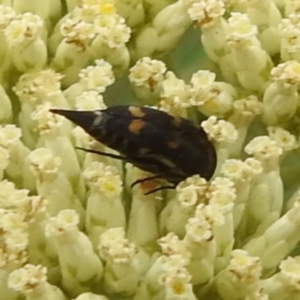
[245,136,283,160]
[188,0,225,26]
[176,175,208,207]
[129,57,167,87]
[226,12,258,43]
[271,60,300,88]
[13,70,64,104]
[202,116,238,143]
[78,59,115,92]
[98,227,137,263]
[60,18,96,45]
[5,13,43,44]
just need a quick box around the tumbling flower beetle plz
[50,105,217,194]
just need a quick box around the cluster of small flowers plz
[0,0,299,300]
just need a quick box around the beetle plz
[50,105,217,194]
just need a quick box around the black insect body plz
[50,105,217,194]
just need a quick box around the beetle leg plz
[130,175,161,188]
[76,147,127,160]
[144,185,176,195]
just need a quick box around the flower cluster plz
[0,0,299,300]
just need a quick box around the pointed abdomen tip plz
[49,108,69,115]
[49,108,102,130]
